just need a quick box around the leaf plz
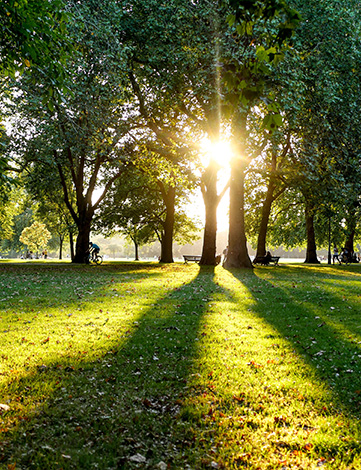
[156,463,167,470]
[129,454,147,463]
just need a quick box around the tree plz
[10,0,135,263]
[95,167,200,262]
[244,0,361,263]
[245,129,290,259]
[200,160,229,265]
[220,0,301,268]
[120,0,231,265]
[285,0,361,261]
[20,221,51,255]
[37,200,76,260]
[121,223,155,261]
[0,190,34,255]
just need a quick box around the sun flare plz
[200,138,233,168]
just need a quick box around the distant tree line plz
[1,0,361,266]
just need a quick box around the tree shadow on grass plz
[226,265,361,461]
[0,263,218,469]
[5,262,361,468]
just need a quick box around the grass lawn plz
[0,261,361,469]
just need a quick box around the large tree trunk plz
[73,218,92,263]
[345,230,355,254]
[345,208,356,253]
[200,161,220,265]
[159,186,175,263]
[224,113,252,269]
[304,200,319,264]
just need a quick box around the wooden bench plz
[183,255,201,264]
[253,255,280,266]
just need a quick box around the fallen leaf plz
[129,454,147,463]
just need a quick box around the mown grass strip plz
[0,262,361,469]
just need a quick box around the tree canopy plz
[2,0,361,264]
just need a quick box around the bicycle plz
[91,253,103,265]
[86,250,103,265]
[339,252,351,265]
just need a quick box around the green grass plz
[1,261,361,469]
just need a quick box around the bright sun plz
[192,137,232,232]
[200,138,233,168]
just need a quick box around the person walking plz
[333,246,339,264]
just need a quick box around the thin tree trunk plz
[304,200,319,264]
[159,186,175,263]
[256,180,275,259]
[69,231,75,261]
[255,151,279,258]
[59,236,64,260]
[134,241,139,261]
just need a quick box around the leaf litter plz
[0,263,361,468]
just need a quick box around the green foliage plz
[4,0,361,261]
[0,0,70,111]
[0,188,32,253]
[95,167,201,249]
[19,221,51,252]
[221,0,301,111]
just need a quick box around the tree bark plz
[69,231,75,261]
[73,218,92,263]
[256,179,276,259]
[304,200,319,264]
[345,208,356,253]
[134,241,139,261]
[200,197,218,264]
[200,161,221,265]
[255,136,290,259]
[58,235,64,260]
[345,230,355,254]
[159,185,175,263]
[224,112,252,269]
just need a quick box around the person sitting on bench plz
[263,251,272,265]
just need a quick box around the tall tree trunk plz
[224,112,252,269]
[159,185,175,263]
[69,231,75,261]
[200,197,218,264]
[200,161,220,265]
[345,230,355,254]
[345,208,356,253]
[304,200,319,264]
[134,241,139,261]
[256,179,276,259]
[255,136,290,258]
[58,235,64,260]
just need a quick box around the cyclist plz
[89,241,100,262]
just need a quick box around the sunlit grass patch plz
[1,262,361,468]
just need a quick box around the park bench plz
[253,255,280,266]
[183,255,201,264]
